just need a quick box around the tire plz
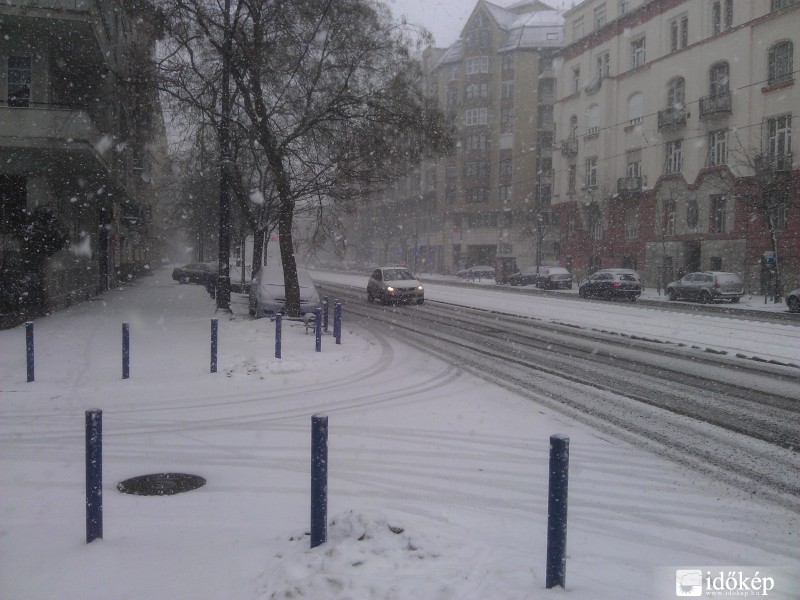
[367,292,374,303]
[788,296,800,313]
[417,299,424,305]
[668,289,677,302]
[630,296,637,303]
[729,297,740,303]
[179,276,189,285]
[700,291,712,304]
[578,287,586,298]
[603,289,613,301]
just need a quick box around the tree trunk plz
[251,229,265,276]
[277,202,301,316]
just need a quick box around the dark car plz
[578,269,642,301]
[785,288,800,313]
[508,267,539,286]
[535,266,573,290]
[666,271,744,304]
[367,267,424,305]
[172,262,216,285]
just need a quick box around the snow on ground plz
[1,268,798,600]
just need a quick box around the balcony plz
[657,107,687,130]
[755,153,794,178]
[699,91,732,118]
[0,104,111,174]
[617,176,643,195]
[561,137,578,156]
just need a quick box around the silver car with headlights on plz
[367,267,424,305]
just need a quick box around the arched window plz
[627,92,644,125]
[666,77,685,108]
[768,41,794,85]
[686,198,699,229]
[709,62,729,96]
[585,104,600,135]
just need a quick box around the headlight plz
[386,286,395,292]
[417,285,424,291]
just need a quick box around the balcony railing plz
[699,91,732,118]
[617,176,643,195]
[657,107,687,130]
[755,152,794,175]
[560,137,578,156]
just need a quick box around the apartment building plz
[348,0,565,276]
[553,0,799,292]
[0,0,167,324]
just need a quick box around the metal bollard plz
[210,318,218,373]
[323,296,329,333]
[310,414,328,548]
[334,301,342,345]
[86,409,103,543]
[275,314,282,359]
[122,323,130,379]
[315,308,322,352]
[545,434,570,589]
[26,322,34,382]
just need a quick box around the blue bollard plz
[210,318,218,373]
[315,308,322,352]
[310,414,328,549]
[323,296,329,333]
[546,434,570,589]
[25,322,34,382]
[334,301,342,345]
[85,409,103,543]
[122,323,130,379]
[275,314,282,359]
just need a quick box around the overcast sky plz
[385,0,570,48]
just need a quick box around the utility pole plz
[216,0,232,312]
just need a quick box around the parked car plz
[578,269,642,301]
[456,265,495,280]
[785,288,800,313]
[666,272,744,304]
[508,267,539,286]
[248,262,321,317]
[172,262,216,285]
[367,267,424,305]
[534,266,573,290]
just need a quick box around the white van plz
[248,261,321,317]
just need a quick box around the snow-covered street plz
[1,268,798,600]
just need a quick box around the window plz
[446,165,458,180]
[465,108,489,126]
[464,161,490,178]
[501,81,515,100]
[670,15,689,52]
[712,2,721,34]
[619,0,631,15]
[663,200,676,235]
[445,187,457,204]
[466,29,491,48]
[594,4,607,29]
[708,130,728,166]
[725,0,733,29]
[709,62,729,96]
[572,67,581,94]
[686,198,699,228]
[568,164,577,192]
[772,0,795,9]
[626,153,641,178]
[628,93,644,125]
[468,212,498,228]
[572,16,585,41]
[768,41,794,85]
[585,104,600,136]
[537,131,554,150]
[466,56,489,75]
[596,52,610,78]
[710,196,727,233]
[631,37,646,69]
[499,159,512,176]
[7,56,31,107]
[465,83,489,100]
[502,54,515,72]
[770,202,788,231]
[767,114,792,157]
[465,133,490,151]
[499,184,513,203]
[539,78,556,100]
[538,104,553,128]
[667,77,685,108]
[586,157,598,187]
[665,139,683,173]
[501,107,514,132]
[624,206,639,239]
[710,256,723,271]
[447,89,458,106]
[466,187,489,204]
[448,64,460,81]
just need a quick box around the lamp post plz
[216,0,232,312]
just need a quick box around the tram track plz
[321,282,800,511]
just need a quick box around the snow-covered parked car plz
[786,289,800,313]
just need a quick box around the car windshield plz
[383,269,414,281]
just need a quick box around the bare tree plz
[157,0,452,316]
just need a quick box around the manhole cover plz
[117,473,206,496]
